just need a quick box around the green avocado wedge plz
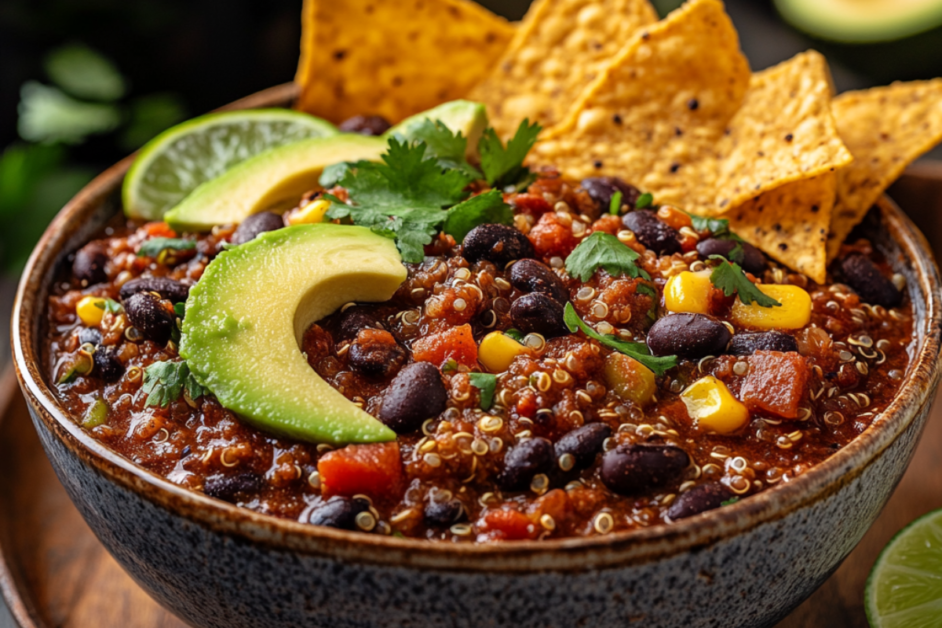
[775,0,942,43]
[386,100,488,161]
[180,224,405,444]
[164,134,386,232]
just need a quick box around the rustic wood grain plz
[2,166,942,628]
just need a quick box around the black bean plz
[727,331,798,356]
[600,444,689,496]
[308,496,371,530]
[78,327,102,346]
[510,293,568,338]
[667,482,734,520]
[203,472,264,503]
[509,259,568,304]
[231,212,285,246]
[338,115,392,136]
[379,362,447,433]
[696,238,766,275]
[93,346,125,383]
[463,224,535,266]
[622,210,681,255]
[554,423,612,471]
[498,437,554,491]
[348,330,406,378]
[336,306,380,343]
[119,276,190,303]
[424,499,466,527]
[839,253,902,308]
[72,241,109,287]
[580,176,641,214]
[647,313,731,359]
[124,292,175,345]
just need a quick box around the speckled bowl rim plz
[11,83,942,574]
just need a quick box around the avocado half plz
[774,0,942,82]
[180,224,405,444]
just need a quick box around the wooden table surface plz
[2,167,942,628]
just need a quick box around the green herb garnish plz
[442,358,459,373]
[609,190,623,215]
[478,119,542,190]
[326,138,511,262]
[93,298,122,314]
[689,214,744,242]
[708,257,781,307]
[318,161,353,188]
[142,360,207,407]
[565,231,650,282]
[504,328,524,342]
[406,118,482,179]
[563,302,676,376]
[721,497,740,507]
[137,237,195,258]
[635,192,654,209]
[173,302,186,318]
[469,372,497,410]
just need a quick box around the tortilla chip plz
[827,79,942,260]
[469,0,658,138]
[713,51,852,215]
[725,173,836,284]
[295,0,514,123]
[531,0,751,212]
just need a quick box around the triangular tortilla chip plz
[713,51,852,215]
[469,0,658,138]
[295,0,514,123]
[726,173,836,284]
[827,79,942,260]
[531,0,751,212]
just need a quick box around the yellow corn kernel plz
[664,270,712,315]
[730,284,812,330]
[681,376,750,435]
[603,353,656,405]
[478,331,528,372]
[76,296,107,327]
[288,199,331,225]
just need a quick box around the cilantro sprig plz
[565,232,650,282]
[478,119,541,190]
[708,257,781,307]
[137,237,195,258]
[469,372,497,410]
[405,118,483,179]
[142,360,207,407]
[563,303,677,376]
[93,298,122,314]
[326,139,512,262]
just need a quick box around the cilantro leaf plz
[708,257,781,307]
[143,360,206,408]
[405,119,483,179]
[504,328,524,342]
[93,298,122,314]
[442,190,512,243]
[319,161,353,188]
[478,119,541,189]
[636,192,653,209]
[565,232,650,282]
[721,497,740,507]
[173,302,186,318]
[688,214,744,243]
[137,237,195,258]
[469,372,497,410]
[609,191,623,215]
[563,303,677,376]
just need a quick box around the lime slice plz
[866,508,942,627]
[122,109,338,220]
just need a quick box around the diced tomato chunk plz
[143,222,177,238]
[511,193,552,215]
[479,508,536,541]
[412,324,478,368]
[740,350,810,419]
[589,214,622,236]
[528,212,578,258]
[318,442,403,501]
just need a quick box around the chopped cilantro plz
[93,298,122,314]
[635,192,654,209]
[137,237,195,258]
[708,257,781,307]
[405,119,482,179]
[478,119,541,190]
[504,328,524,342]
[563,303,677,376]
[721,497,740,507]
[609,190,623,215]
[688,214,744,243]
[565,231,650,282]
[442,358,459,373]
[469,372,497,410]
[142,360,207,408]
[442,189,513,243]
[173,302,186,318]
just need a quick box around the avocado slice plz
[775,0,942,43]
[387,100,488,161]
[180,224,405,444]
[164,134,386,232]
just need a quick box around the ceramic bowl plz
[11,84,942,628]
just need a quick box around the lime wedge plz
[122,109,337,220]
[866,508,942,627]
